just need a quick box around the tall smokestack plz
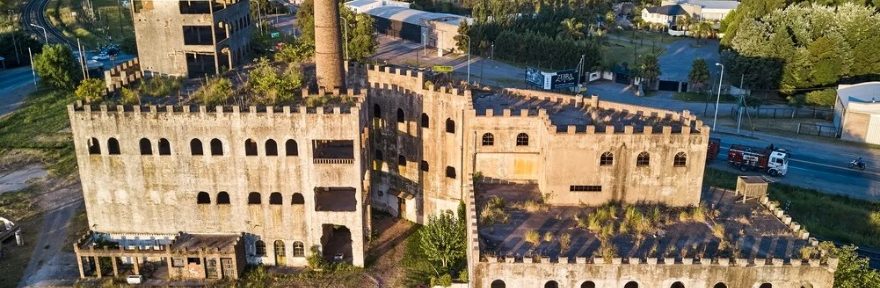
[314,0,345,90]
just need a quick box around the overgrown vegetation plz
[403,205,468,287]
[247,58,304,105]
[34,44,80,90]
[192,77,234,106]
[0,89,77,176]
[479,196,510,226]
[74,78,105,103]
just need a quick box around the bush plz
[524,230,540,245]
[805,88,836,107]
[193,77,233,106]
[431,274,453,287]
[74,78,105,103]
[120,87,139,105]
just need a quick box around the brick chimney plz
[314,0,345,91]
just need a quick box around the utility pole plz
[714,63,725,131]
[78,38,87,79]
[28,47,36,85]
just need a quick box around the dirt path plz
[17,201,81,287]
[367,216,416,287]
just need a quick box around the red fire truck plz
[727,144,789,176]
[707,138,721,162]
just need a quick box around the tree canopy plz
[34,44,80,90]
[688,59,710,93]
[74,79,105,103]
[295,0,376,62]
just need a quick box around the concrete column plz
[111,256,118,277]
[94,256,102,278]
[165,257,173,278]
[133,257,140,275]
[77,256,85,278]
[314,0,345,90]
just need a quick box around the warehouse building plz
[344,0,470,56]
[835,82,880,145]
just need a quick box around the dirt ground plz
[366,212,416,287]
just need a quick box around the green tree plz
[558,17,586,40]
[346,13,376,61]
[825,243,880,288]
[274,39,314,63]
[194,77,233,106]
[248,58,303,105]
[689,21,713,43]
[419,211,466,272]
[295,0,315,45]
[804,88,836,107]
[120,87,140,105]
[454,21,470,53]
[34,44,80,90]
[675,14,691,31]
[637,54,661,90]
[688,59,710,93]
[74,78,105,103]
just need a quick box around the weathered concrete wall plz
[473,260,835,288]
[69,102,368,266]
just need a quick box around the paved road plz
[0,67,36,116]
[658,39,720,82]
[18,201,81,287]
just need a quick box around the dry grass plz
[524,230,540,245]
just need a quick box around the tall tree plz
[558,17,586,40]
[637,54,660,90]
[295,0,315,45]
[419,211,466,271]
[688,59,710,93]
[34,44,80,90]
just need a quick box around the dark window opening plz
[445,118,455,133]
[759,284,772,288]
[158,138,171,155]
[373,104,381,118]
[255,240,266,256]
[396,108,405,123]
[88,137,101,154]
[600,152,613,166]
[292,193,304,205]
[197,191,211,204]
[516,133,529,146]
[312,140,354,160]
[265,139,278,156]
[185,52,217,78]
[107,138,120,155]
[420,161,429,172]
[421,113,429,128]
[245,139,258,156]
[179,0,210,14]
[375,150,384,161]
[545,281,558,288]
[320,224,352,263]
[217,191,230,204]
[190,139,204,155]
[482,133,494,146]
[674,152,687,167]
[215,22,227,41]
[269,192,282,205]
[315,187,357,212]
[398,155,406,167]
[248,192,261,204]
[491,280,506,288]
[285,139,298,156]
[671,282,685,288]
[624,282,639,288]
[292,241,304,257]
[139,138,152,155]
[637,152,650,167]
[570,185,602,192]
[210,138,223,155]
[581,281,596,288]
[187,257,201,264]
[712,283,727,288]
[446,166,456,179]
[182,25,213,45]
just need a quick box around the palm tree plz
[675,15,691,31]
[558,17,586,40]
[689,21,714,44]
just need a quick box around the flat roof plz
[690,0,739,10]
[358,5,469,26]
[838,82,880,105]
[476,184,807,260]
[646,5,689,16]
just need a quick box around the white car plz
[91,53,110,61]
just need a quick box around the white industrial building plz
[834,82,880,145]
[344,0,471,56]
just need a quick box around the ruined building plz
[66,0,836,285]
[131,0,252,77]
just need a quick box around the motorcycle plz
[850,159,867,170]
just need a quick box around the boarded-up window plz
[314,187,356,211]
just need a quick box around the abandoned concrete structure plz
[131,0,252,77]
[314,0,346,90]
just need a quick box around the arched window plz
[158,138,171,155]
[544,281,558,288]
[674,152,687,167]
[107,138,120,155]
[210,138,223,155]
[600,152,613,166]
[421,113,429,128]
[398,155,406,166]
[482,133,494,146]
[248,192,261,204]
[269,192,282,205]
[245,139,258,156]
[446,166,456,179]
[490,280,506,288]
[624,281,639,288]
[291,193,304,205]
[265,139,278,156]
[759,284,772,288]
[396,108,405,123]
[87,137,101,154]
[285,139,298,156]
[580,281,596,288]
[373,104,381,118]
[420,161,429,172]
[190,139,204,155]
[217,192,230,204]
[292,241,305,257]
[516,133,529,146]
[197,192,210,204]
[671,282,685,288]
[712,283,727,288]
[255,240,266,256]
[445,118,455,133]
[375,150,384,161]
[636,152,650,167]
[139,138,152,155]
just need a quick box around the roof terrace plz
[475,183,811,262]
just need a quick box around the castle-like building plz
[66,0,836,286]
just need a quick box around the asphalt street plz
[0,67,36,116]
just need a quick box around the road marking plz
[719,146,880,177]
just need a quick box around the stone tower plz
[314,0,345,90]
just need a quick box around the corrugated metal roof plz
[359,5,468,26]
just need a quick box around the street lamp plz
[30,24,48,43]
[714,62,725,131]
[461,34,471,84]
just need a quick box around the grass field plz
[674,92,737,103]
[703,168,880,249]
[0,88,77,177]
[601,30,677,68]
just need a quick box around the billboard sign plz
[432,65,454,73]
[550,70,578,90]
[525,67,544,88]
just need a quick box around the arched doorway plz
[321,224,352,264]
[274,240,286,265]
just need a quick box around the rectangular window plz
[186,257,201,265]
[172,258,185,267]
[182,25,213,45]
[570,185,602,192]
[179,0,210,14]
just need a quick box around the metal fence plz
[796,123,839,138]
[746,107,834,120]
